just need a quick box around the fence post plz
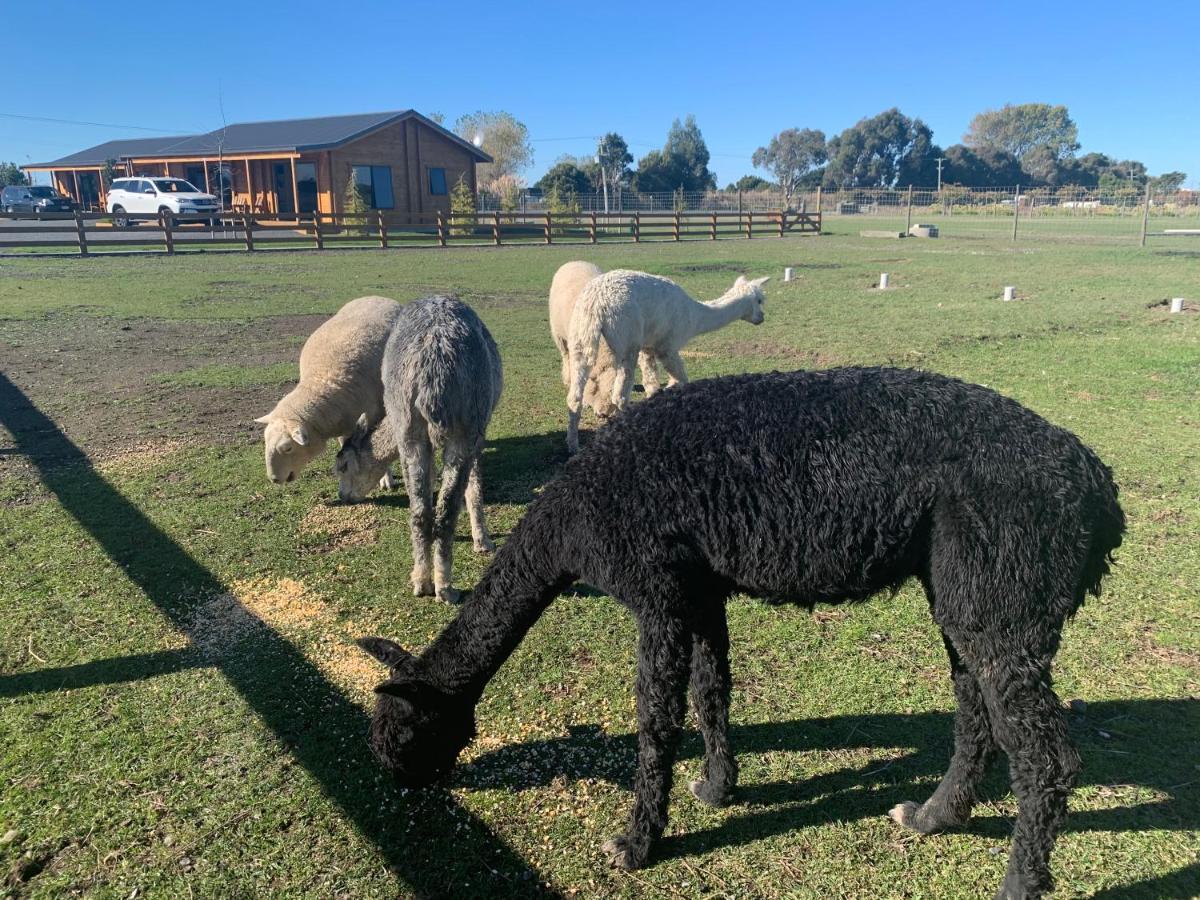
[710,212,717,240]
[1140,184,1151,247]
[673,210,680,241]
[634,212,641,242]
[377,210,388,248]
[746,211,753,239]
[74,210,89,257]
[312,213,323,250]
[160,211,174,254]
[544,212,552,244]
[737,189,743,217]
[589,211,597,244]
[905,185,913,233]
[778,209,785,238]
[493,211,502,246]
[815,186,823,233]
[436,211,446,247]
[243,214,255,251]
[1012,185,1020,242]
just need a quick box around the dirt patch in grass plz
[0,313,329,478]
[188,577,326,654]
[95,439,189,476]
[298,502,381,552]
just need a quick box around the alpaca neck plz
[420,490,575,699]
[686,292,752,340]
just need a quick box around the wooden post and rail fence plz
[0,208,822,257]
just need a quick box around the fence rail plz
[0,209,819,257]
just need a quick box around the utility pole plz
[935,157,946,191]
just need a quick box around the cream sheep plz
[255,295,403,485]
[565,271,769,452]
[549,261,660,419]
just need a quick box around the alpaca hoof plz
[473,537,496,554]
[378,471,399,491]
[601,835,646,871]
[437,586,462,605]
[411,573,435,597]
[688,778,732,808]
[888,800,962,835]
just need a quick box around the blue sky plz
[3,0,1196,187]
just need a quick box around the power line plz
[0,112,200,134]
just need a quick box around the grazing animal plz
[548,261,661,419]
[357,367,1124,900]
[337,295,502,603]
[565,270,769,452]
[256,295,402,487]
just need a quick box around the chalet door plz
[77,173,100,209]
[273,163,295,215]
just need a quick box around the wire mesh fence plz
[480,185,1200,244]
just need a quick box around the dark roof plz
[27,111,491,168]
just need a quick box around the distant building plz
[24,110,491,217]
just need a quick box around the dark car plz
[1,184,75,216]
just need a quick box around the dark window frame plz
[428,167,448,196]
[350,164,395,210]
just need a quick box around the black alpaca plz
[357,367,1124,900]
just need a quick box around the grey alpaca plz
[336,295,502,603]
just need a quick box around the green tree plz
[534,160,594,197]
[940,144,1023,187]
[543,183,580,221]
[964,103,1079,163]
[596,132,633,190]
[752,128,826,204]
[101,159,119,191]
[454,110,533,186]
[824,109,934,188]
[342,166,370,235]
[449,174,476,235]
[1150,171,1187,194]
[0,162,28,187]
[724,175,774,192]
[633,116,717,193]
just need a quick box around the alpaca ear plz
[751,276,771,288]
[372,682,416,712]
[356,636,412,667]
[290,423,310,447]
[734,275,747,288]
[254,414,273,425]
[352,413,371,438]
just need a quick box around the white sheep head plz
[335,413,390,503]
[255,413,326,485]
[732,275,770,325]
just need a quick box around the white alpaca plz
[548,261,661,419]
[255,295,402,486]
[565,271,769,453]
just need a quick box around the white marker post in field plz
[1170,297,1185,313]
[879,273,889,289]
[1003,286,1016,302]
[784,267,795,282]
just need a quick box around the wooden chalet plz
[24,110,491,218]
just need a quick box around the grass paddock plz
[1,230,1197,897]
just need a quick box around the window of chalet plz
[428,167,448,196]
[351,165,395,209]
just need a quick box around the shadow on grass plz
[463,699,1199,894]
[0,372,551,897]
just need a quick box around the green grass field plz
[1,228,1197,898]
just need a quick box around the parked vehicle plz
[106,177,220,227]
[2,184,75,216]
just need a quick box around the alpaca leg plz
[566,352,592,455]
[402,429,435,597]
[609,350,639,413]
[687,599,737,807]
[889,631,996,833]
[378,466,399,492]
[638,351,662,397]
[660,349,689,389]
[978,654,1078,900]
[465,454,494,553]
[603,609,690,870]
[431,438,475,604]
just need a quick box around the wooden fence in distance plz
[0,209,821,257]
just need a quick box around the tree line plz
[438,104,1186,205]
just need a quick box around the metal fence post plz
[1140,185,1151,246]
[906,185,913,233]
